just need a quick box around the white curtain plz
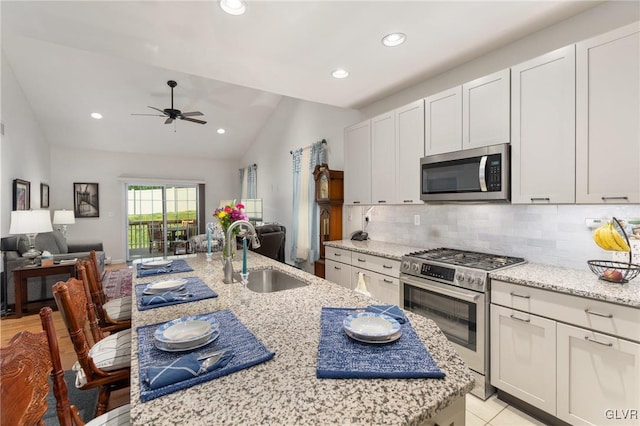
[240,164,257,199]
[294,147,311,261]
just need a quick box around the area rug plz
[43,370,99,423]
[102,268,133,299]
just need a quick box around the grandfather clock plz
[313,163,343,278]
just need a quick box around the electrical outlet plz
[585,218,604,229]
[414,215,420,226]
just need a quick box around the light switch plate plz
[585,218,604,229]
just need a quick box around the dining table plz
[130,252,475,425]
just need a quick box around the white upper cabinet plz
[371,112,396,205]
[511,45,576,204]
[344,120,372,205]
[424,87,462,156]
[463,68,511,149]
[576,22,640,204]
[396,99,425,204]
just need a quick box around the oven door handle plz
[405,279,480,303]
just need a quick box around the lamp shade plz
[53,209,76,225]
[9,210,53,234]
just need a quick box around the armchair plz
[1,230,105,314]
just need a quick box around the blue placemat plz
[137,309,275,402]
[317,307,445,379]
[136,259,194,278]
[135,277,217,311]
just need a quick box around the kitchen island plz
[130,252,474,425]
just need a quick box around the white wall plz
[1,51,51,236]
[50,146,240,262]
[240,96,362,269]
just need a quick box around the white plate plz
[143,278,188,294]
[141,259,173,269]
[345,328,402,344]
[154,315,219,344]
[154,330,220,352]
[343,312,401,338]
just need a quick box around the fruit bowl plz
[587,260,640,283]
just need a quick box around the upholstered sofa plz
[1,230,105,312]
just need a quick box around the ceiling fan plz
[133,80,207,125]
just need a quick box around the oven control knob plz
[411,263,420,273]
[402,261,410,271]
[456,274,464,283]
[475,277,484,286]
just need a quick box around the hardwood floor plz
[0,263,130,419]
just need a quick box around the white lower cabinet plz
[325,259,351,290]
[491,280,640,425]
[556,323,640,426]
[352,267,399,306]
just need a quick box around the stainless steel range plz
[399,248,526,400]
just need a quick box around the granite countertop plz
[490,263,640,308]
[324,239,424,260]
[129,252,474,425]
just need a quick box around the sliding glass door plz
[126,184,199,262]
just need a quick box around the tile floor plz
[466,393,547,426]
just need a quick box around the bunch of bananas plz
[593,221,631,252]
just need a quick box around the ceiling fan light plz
[220,0,246,16]
[382,33,406,47]
[332,69,349,79]
[217,128,226,134]
[91,112,102,119]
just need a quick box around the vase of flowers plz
[213,202,248,259]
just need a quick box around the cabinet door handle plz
[584,336,613,347]
[403,200,413,203]
[383,265,392,269]
[510,313,530,323]
[601,196,628,201]
[357,258,366,262]
[334,266,341,270]
[530,197,550,202]
[510,292,530,299]
[377,200,387,203]
[383,278,393,284]
[333,253,341,257]
[353,201,361,204]
[585,308,613,318]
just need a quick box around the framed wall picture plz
[40,183,50,208]
[73,182,99,218]
[13,179,30,210]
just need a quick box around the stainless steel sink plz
[237,269,308,293]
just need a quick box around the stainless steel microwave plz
[420,144,510,202]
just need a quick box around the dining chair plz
[53,276,130,417]
[0,307,130,426]
[82,255,131,332]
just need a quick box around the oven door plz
[401,274,485,374]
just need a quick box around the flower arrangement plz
[213,202,248,235]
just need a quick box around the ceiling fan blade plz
[148,106,167,115]
[181,111,204,117]
[132,113,165,116]
[180,116,207,125]
[165,117,174,124]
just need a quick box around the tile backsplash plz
[344,204,640,270]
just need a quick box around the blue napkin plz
[141,291,185,306]
[144,351,234,390]
[365,304,407,324]
[138,267,172,278]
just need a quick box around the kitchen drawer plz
[492,280,640,343]
[326,259,352,290]
[352,267,400,305]
[350,252,400,277]
[325,246,351,265]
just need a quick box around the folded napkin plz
[144,351,234,390]
[317,307,445,379]
[365,304,407,324]
[136,259,194,278]
[137,309,275,402]
[140,291,185,306]
[135,277,217,311]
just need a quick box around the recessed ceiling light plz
[91,112,102,119]
[332,69,349,79]
[219,0,246,16]
[382,33,406,47]
[217,128,226,134]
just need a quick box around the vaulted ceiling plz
[1,1,601,160]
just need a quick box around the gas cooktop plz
[405,248,526,272]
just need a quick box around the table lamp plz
[9,210,53,261]
[53,209,76,237]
